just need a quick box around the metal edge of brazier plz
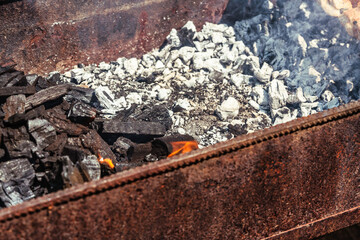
[0,100,359,239]
[0,0,229,75]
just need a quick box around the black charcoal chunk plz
[35,76,57,91]
[103,121,166,138]
[2,94,26,121]
[40,157,63,193]
[0,178,35,207]
[65,86,95,105]
[60,156,84,188]
[0,158,35,182]
[128,143,152,162]
[3,126,37,159]
[47,72,61,84]
[0,86,36,97]
[0,158,36,207]
[132,105,173,130]
[112,137,134,155]
[6,140,37,159]
[25,84,71,111]
[68,101,97,123]
[6,72,26,87]
[61,145,91,163]
[0,71,23,87]
[79,155,101,181]
[28,119,57,150]
[8,105,45,125]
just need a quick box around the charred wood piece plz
[133,105,173,131]
[41,157,63,193]
[45,109,88,136]
[25,84,71,111]
[103,121,166,142]
[112,137,134,158]
[7,105,45,125]
[0,158,35,183]
[35,76,57,91]
[0,71,23,87]
[0,178,35,207]
[60,156,84,188]
[28,119,57,150]
[128,142,152,162]
[44,133,68,155]
[3,126,36,159]
[79,155,101,181]
[80,130,116,161]
[61,145,91,163]
[2,94,26,121]
[6,72,26,87]
[0,158,35,207]
[151,134,197,159]
[65,86,95,105]
[68,101,97,123]
[0,86,36,97]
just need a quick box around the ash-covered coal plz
[58,0,360,147]
[0,68,200,208]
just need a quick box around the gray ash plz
[58,0,360,147]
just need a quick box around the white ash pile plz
[58,0,360,147]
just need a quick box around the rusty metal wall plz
[0,101,359,239]
[0,0,228,75]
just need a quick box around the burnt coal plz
[61,145,91,163]
[45,108,89,136]
[0,86,36,98]
[128,142,152,162]
[60,156,84,187]
[103,120,166,142]
[7,105,45,125]
[25,84,71,111]
[68,101,97,123]
[28,118,57,150]
[3,126,36,159]
[2,94,26,121]
[81,130,117,161]
[0,71,23,87]
[0,158,35,207]
[112,137,134,160]
[151,134,197,159]
[79,155,101,181]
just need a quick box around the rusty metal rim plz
[0,100,359,223]
[264,204,360,239]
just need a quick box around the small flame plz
[97,154,115,169]
[167,141,199,158]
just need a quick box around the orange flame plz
[97,154,115,169]
[167,141,199,158]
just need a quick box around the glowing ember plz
[97,154,115,169]
[167,141,199,158]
